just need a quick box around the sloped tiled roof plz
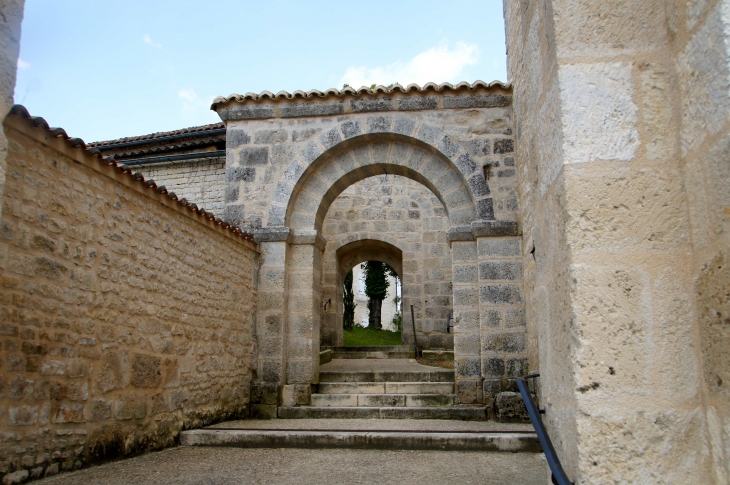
[8,105,252,242]
[88,122,225,147]
[211,80,510,107]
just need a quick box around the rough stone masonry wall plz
[321,175,454,349]
[0,115,258,483]
[670,1,730,482]
[126,158,226,218]
[504,0,722,482]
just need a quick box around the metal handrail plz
[516,374,574,485]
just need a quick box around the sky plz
[14,0,508,143]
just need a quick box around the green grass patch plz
[343,326,402,346]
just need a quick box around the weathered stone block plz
[398,96,438,111]
[479,261,523,281]
[477,237,521,258]
[282,384,311,406]
[219,105,275,120]
[482,332,527,353]
[254,129,288,144]
[437,135,461,159]
[249,404,277,420]
[51,402,87,424]
[455,357,481,378]
[475,198,494,220]
[351,98,394,112]
[115,396,146,420]
[483,357,505,378]
[493,391,530,423]
[226,166,255,182]
[238,147,268,166]
[443,94,511,109]
[131,353,162,388]
[7,405,38,426]
[415,124,441,145]
[281,102,344,118]
[95,350,129,394]
[506,357,529,378]
[455,379,480,404]
[90,400,112,422]
[481,309,502,329]
[366,115,392,133]
[226,129,251,148]
[504,308,526,328]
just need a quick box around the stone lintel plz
[472,221,520,237]
[290,230,327,252]
[253,226,292,243]
[447,225,476,242]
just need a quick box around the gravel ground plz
[33,446,548,485]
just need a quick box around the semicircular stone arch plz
[266,117,493,232]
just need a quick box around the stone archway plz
[222,96,526,410]
[330,239,404,347]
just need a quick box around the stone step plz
[317,382,454,395]
[322,346,415,359]
[180,428,539,453]
[311,393,456,407]
[319,369,454,383]
[277,406,488,421]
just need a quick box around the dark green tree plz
[362,261,391,329]
[343,269,356,330]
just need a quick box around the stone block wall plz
[0,113,258,482]
[219,92,517,230]
[321,175,453,349]
[670,1,730,482]
[504,0,727,482]
[126,158,226,217]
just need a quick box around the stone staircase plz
[278,351,487,420]
[179,348,540,453]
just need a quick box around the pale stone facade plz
[504,0,730,482]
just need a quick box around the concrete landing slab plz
[206,418,535,432]
[32,447,549,485]
[185,418,539,453]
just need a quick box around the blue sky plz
[14,0,508,142]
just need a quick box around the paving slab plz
[32,447,549,485]
[206,418,534,432]
[320,358,443,373]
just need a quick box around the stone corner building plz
[0,0,728,484]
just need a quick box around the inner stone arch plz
[320,175,454,349]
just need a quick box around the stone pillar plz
[450,239,482,404]
[281,232,325,406]
[250,228,291,418]
[476,233,526,405]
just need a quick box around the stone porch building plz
[0,0,728,484]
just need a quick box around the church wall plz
[505,0,721,482]
[670,0,730,482]
[0,113,258,482]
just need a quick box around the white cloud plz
[17,58,30,70]
[339,42,479,89]
[143,34,162,48]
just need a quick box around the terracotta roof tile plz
[8,105,252,242]
[211,80,510,107]
[88,122,225,147]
